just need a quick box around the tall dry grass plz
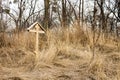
[0,25,120,79]
[0,25,120,63]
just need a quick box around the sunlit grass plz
[0,25,120,79]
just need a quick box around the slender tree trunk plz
[44,0,50,29]
[101,0,106,32]
[118,0,120,21]
[0,0,3,32]
[62,0,67,27]
[78,0,81,26]
[81,0,84,27]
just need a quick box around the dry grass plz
[0,25,120,80]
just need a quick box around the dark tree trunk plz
[81,0,84,27]
[44,0,50,29]
[62,0,67,27]
[0,0,3,32]
[118,0,120,21]
[97,0,106,32]
[78,0,81,26]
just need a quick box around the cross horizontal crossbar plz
[29,30,45,33]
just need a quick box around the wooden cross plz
[27,22,45,60]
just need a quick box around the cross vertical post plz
[35,24,39,57]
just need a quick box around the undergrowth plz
[0,25,120,80]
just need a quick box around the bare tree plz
[78,0,81,26]
[118,0,120,21]
[7,0,25,32]
[43,0,50,29]
[81,0,84,27]
[0,0,3,32]
[62,0,67,27]
[6,0,40,32]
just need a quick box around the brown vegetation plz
[0,25,120,80]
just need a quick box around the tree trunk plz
[81,0,84,27]
[97,0,106,32]
[62,0,67,27]
[44,0,50,29]
[118,0,120,21]
[0,0,3,32]
[78,0,81,26]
